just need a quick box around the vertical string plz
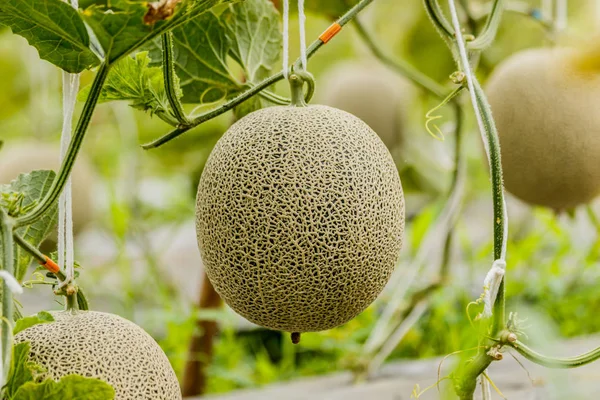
[282,0,308,78]
[59,0,80,283]
[282,0,290,78]
[555,0,567,32]
[297,0,307,71]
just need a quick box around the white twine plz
[447,0,508,317]
[555,0,567,32]
[297,0,307,71]
[282,0,308,79]
[282,0,290,79]
[59,0,80,284]
[0,271,23,295]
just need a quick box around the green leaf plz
[5,342,36,399]
[0,171,59,281]
[225,0,281,117]
[83,0,234,65]
[149,0,281,109]
[13,375,115,400]
[13,311,54,335]
[152,8,242,104]
[78,52,175,116]
[225,0,281,85]
[0,0,100,73]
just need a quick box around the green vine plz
[14,63,111,228]
[1,208,15,384]
[509,339,600,369]
[161,32,189,126]
[142,0,376,149]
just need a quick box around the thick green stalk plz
[1,209,15,384]
[510,340,600,369]
[15,63,111,228]
[467,0,505,50]
[351,18,447,98]
[424,0,455,38]
[444,0,507,398]
[162,32,189,125]
[142,0,376,149]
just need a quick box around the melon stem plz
[288,74,308,107]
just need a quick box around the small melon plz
[318,62,409,151]
[196,104,405,332]
[485,48,600,211]
[0,142,95,235]
[14,311,181,400]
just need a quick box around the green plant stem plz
[467,0,505,50]
[162,32,189,125]
[445,0,507,398]
[15,63,111,228]
[351,18,447,98]
[12,233,45,265]
[509,340,600,369]
[424,0,455,38]
[142,0,376,149]
[12,232,89,311]
[258,89,291,105]
[1,209,15,383]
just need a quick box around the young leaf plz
[82,0,234,65]
[0,171,59,281]
[12,375,115,400]
[0,0,100,73]
[78,52,175,117]
[13,311,54,335]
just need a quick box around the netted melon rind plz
[486,48,600,210]
[196,105,405,332]
[14,311,181,400]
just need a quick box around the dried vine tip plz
[318,62,411,151]
[486,48,600,211]
[15,311,182,400]
[291,332,301,344]
[196,105,405,333]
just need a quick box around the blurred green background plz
[1,0,600,396]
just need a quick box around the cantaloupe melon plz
[486,48,600,211]
[319,62,409,151]
[196,104,405,333]
[14,311,182,400]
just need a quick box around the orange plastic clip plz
[319,23,342,44]
[40,256,60,274]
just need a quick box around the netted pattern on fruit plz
[486,48,600,210]
[196,105,405,332]
[14,311,181,400]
